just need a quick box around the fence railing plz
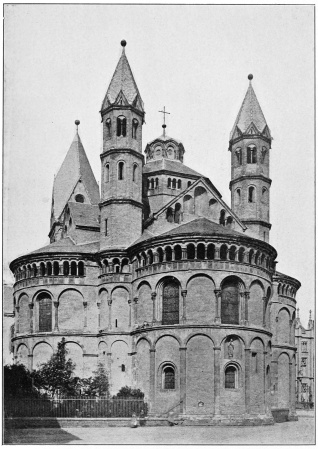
[4,397,148,418]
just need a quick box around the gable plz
[145,177,246,236]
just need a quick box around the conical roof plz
[52,132,100,220]
[230,78,270,140]
[101,46,144,112]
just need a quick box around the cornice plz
[100,104,145,120]
[100,147,144,161]
[99,198,143,209]
[229,175,272,188]
[242,220,272,230]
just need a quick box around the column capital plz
[151,292,157,300]
[53,301,59,307]
[16,306,20,312]
[214,289,221,297]
[28,303,34,309]
[244,291,250,299]
[181,289,187,297]
[179,347,187,351]
[262,296,267,301]
[214,346,221,351]
[149,348,156,353]
[96,302,101,309]
[128,299,132,305]
[107,299,112,306]
[83,301,88,307]
[245,348,251,352]
[133,297,138,304]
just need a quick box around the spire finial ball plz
[121,40,127,47]
[75,120,80,126]
[248,74,253,81]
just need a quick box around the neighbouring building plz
[3,283,14,365]
[295,310,314,405]
[9,41,301,424]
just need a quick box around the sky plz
[4,4,314,325]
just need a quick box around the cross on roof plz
[159,107,170,136]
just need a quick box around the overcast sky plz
[4,4,314,325]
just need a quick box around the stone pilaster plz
[151,292,157,323]
[133,297,138,325]
[107,300,112,330]
[29,303,34,333]
[214,346,221,415]
[244,292,250,325]
[149,349,156,413]
[83,302,88,329]
[179,347,187,413]
[214,289,221,323]
[181,290,187,323]
[53,301,59,331]
[245,348,251,414]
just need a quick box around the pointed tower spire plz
[229,75,272,243]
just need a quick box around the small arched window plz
[235,189,241,205]
[163,365,175,390]
[53,261,59,276]
[40,262,45,277]
[132,164,138,182]
[248,186,255,203]
[177,179,182,189]
[70,261,77,276]
[117,116,126,137]
[219,210,226,226]
[75,194,85,203]
[47,262,52,276]
[188,181,191,187]
[155,178,159,188]
[247,145,257,164]
[151,179,154,189]
[78,261,84,276]
[167,178,171,188]
[225,365,237,389]
[106,118,111,138]
[105,164,110,183]
[166,207,174,223]
[63,261,69,276]
[220,244,227,260]
[235,148,242,165]
[132,119,138,139]
[172,179,176,189]
[118,162,125,180]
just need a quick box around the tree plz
[80,363,109,397]
[115,386,144,399]
[4,363,39,398]
[32,338,78,397]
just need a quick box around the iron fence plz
[4,397,148,418]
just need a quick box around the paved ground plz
[4,413,315,445]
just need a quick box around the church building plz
[10,41,301,425]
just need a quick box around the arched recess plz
[64,341,83,377]
[18,294,29,334]
[158,276,181,325]
[222,334,244,360]
[186,275,215,324]
[277,352,290,408]
[209,198,218,221]
[58,289,84,331]
[16,343,29,368]
[183,195,194,215]
[194,186,208,216]
[155,335,180,414]
[33,342,53,369]
[135,338,151,400]
[186,335,214,413]
[137,282,152,325]
[264,287,271,326]
[111,287,129,330]
[110,340,129,395]
[277,308,291,345]
[250,337,265,414]
[220,276,244,325]
[249,280,265,327]
[98,341,108,366]
[99,289,109,330]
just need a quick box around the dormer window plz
[132,119,138,139]
[117,116,126,137]
[247,145,257,163]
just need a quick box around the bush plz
[114,386,144,399]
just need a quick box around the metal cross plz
[159,107,170,136]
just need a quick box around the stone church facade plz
[10,41,301,424]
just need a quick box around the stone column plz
[263,351,270,414]
[245,348,251,414]
[240,293,245,325]
[107,352,112,389]
[154,252,159,263]
[149,349,156,414]
[262,296,267,327]
[151,292,157,323]
[214,289,221,323]
[128,299,132,327]
[214,246,220,260]
[179,347,187,413]
[109,262,114,273]
[16,306,20,333]
[108,300,112,330]
[181,290,187,323]
[289,360,296,418]
[163,251,167,262]
[97,303,101,329]
[59,262,63,275]
[214,346,221,415]
[53,301,59,331]
[204,246,208,259]
[244,292,250,325]
[194,245,197,259]
[171,249,175,261]
[271,360,278,408]
[83,302,88,329]
[133,297,138,325]
[29,303,34,334]
[181,246,187,260]
[28,354,33,371]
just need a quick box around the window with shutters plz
[162,280,179,325]
[38,294,52,332]
[225,365,237,389]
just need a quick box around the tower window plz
[105,219,108,236]
[106,118,111,138]
[235,189,241,205]
[225,366,237,389]
[118,162,125,180]
[248,186,255,203]
[177,179,182,189]
[117,116,127,137]
[219,209,226,226]
[235,148,242,165]
[105,164,110,183]
[247,145,257,163]
[172,179,176,189]
[167,178,171,188]
[121,364,125,372]
[132,164,138,182]
[132,119,138,139]
[75,194,85,203]
[163,365,175,390]
[188,181,191,187]
[155,178,159,188]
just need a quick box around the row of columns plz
[16,262,84,281]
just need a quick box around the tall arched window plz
[162,279,179,325]
[132,164,138,182]
[105,118,111,138]
[53,261,59,276]
[71,261,77,276]
[32,263,38,277]
[197,243,205,260]
[221,277,240,325]
[207,243,215,260]
[40,262,45,277]
[172,179,176,189]
[225,365,237,389]
[63,261,69,276]
[174,203,182,223]
[187,243,195,260]
[38,293,52,332]
[163,365,175,390]
[174,245,182,260]
[235,148,242,165]
[248,186,255,203]
[167,178,171,188]
[177,179,182,189]
[219,210,226,226]
[166,207,174,223]
[235,189,241,205]
[117,116,126,137]
[118,162,125,180]
[247,145,257,163]
[220,244,227,260]
[132,118,138,139]
[165,246,172,262]
[105,164,110,183]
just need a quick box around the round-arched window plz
[75,194,85,203]
[162,365,175,390]
[225,365,237,389]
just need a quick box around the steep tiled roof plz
[147,133,182,146]
[131,229,156,246]
[144,159,204,178]
[160,217,245,238]
[101,48,144,112]
[52,133,100,220]
[28,237,100,255]
[230,81,270,140]
[68,203,100,228]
